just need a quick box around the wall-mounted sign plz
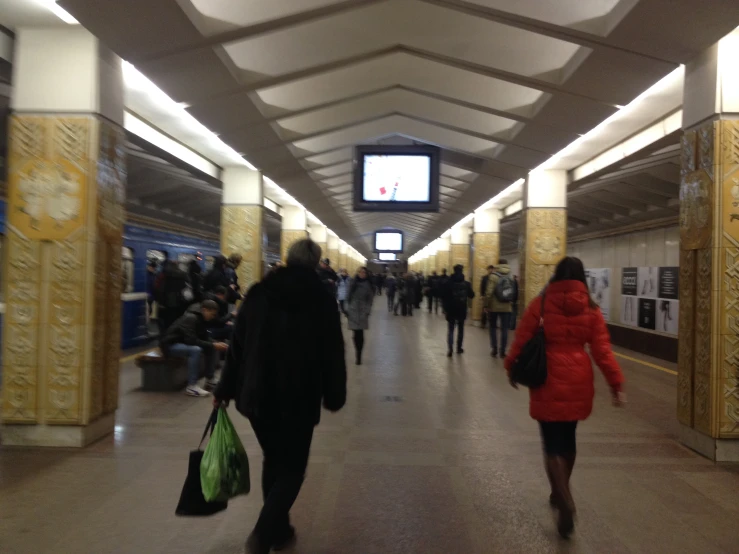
[620,266,679,336]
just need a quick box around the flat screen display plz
[374,231,403,253]
[362,155,431,202]
[378,252,397,261]
[353,145,440,212]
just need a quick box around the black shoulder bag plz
[510,291,548,389]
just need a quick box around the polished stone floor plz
[2,299,739,554]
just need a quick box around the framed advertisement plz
[621,267,637,296]
[658,267,679,300]
[638,298,657,330]
[586,268,611,321]
[637,267,658,298]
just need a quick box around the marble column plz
[1,28,126,446]
[327,233,340,271]
[450,225,471,273]
[310,224,328,260]
[221,167,264,291]
[519,169,567,308]
[677,28,739,460]
[280,206,308,262]
[436,237,451,275]
[473,208,501,322]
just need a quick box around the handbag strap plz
[198,407,219,450]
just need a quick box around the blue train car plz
[121,224,220,349]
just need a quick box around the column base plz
[1,413,115,448]
[679,423,739,461]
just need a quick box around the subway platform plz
[1,302,738,554]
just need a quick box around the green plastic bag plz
[200,407,250,502]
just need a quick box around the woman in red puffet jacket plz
[504,257,625,539]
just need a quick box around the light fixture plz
[40,0,79,24]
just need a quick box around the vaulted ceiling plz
[59,0,739,255]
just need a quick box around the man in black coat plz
[215,239,346,554]
[317,258,339,297]
[442,265,475,357]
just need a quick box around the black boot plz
[546,456,576,538]
[356,350,362,365]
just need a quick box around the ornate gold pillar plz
[428,253,437,276]
[221,167,264,291]
[1,29,125,446]
[520,170,567,308]
[472,208,500,321]
[280,206,308,262]
[677,29,739,460]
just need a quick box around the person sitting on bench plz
[160,299,228,397]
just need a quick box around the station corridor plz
[1,302,738,554]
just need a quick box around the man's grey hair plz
[287,238,322,268]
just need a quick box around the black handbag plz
[510,291,548,389]
[175,408,229,517]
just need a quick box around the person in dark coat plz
[317,258,339,297]
[346,267,374,365]
[402,272,417,316]
[160,299,228,396]
[385,274,397,313]
[505,257,624,538]
[414,272,424,309]
[155,260,193,335]
[206,285,236,341]
[479,265,494,329]
[202,255,231,294]
[441,265,475,357]
[215,239,346,554]
[188,259,204,303]
[425,271,439,313]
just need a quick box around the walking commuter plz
[437,269,449,314]
[414,272,424,309]
[484,259,514,358]
[504,257,625,539]
[479,265,494,329]
[425,271,439,312]
[385,274,397,312]
[347,267,374,365]
[318,258,339,297]
[441,265,474,357]
[187,259,204,303]
[155,260,194,335]
[404,272,417,316]
[160,299,228,397]
[214,239,347,554]
[510,275,520,330]
[336,269,350,314]
[225,253,244,303]
[202,255,231,294]
[374,273,384,296]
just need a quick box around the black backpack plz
[451,281,469,308]
[493,274,514,303]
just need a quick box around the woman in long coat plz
[346,267,374,365]
[504,257,625,538]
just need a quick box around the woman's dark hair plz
[188,259,201,275]
[551,256,597,309]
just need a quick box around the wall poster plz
[586,268,611,321]
[620,266,678,335]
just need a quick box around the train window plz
[121,246,134,294]
[146,249,167,272]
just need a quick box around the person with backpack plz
[442,264,474,357]
[479,265,495,329]
[484,258,514,358]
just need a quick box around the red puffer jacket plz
[504,280,624,422]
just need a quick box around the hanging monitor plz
[353,144,440,212]
[378,252,397,261]
[374,230,404,253]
